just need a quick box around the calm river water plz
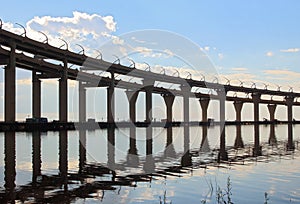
[0,124,300,203]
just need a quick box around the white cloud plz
[262,69,300,91]
[111,36,124,45]
[231,67,248,71]
[280,48,300,53]
[134,46,153,57]
[218,53,224,60]
[131,36,146,44]
[263,69,300,80]
[163,49,174,57]
[132,47,174,58]
[27,11,116,38]
[2,11,118,55]
[266,51,274,57]
[200,46,210,52]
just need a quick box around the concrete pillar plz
[199,98,210,123]
[267,104,277,122]
[4,132,16,201]
[233,101,243,122]
[59,61,68,122]
[163,94,175,124]
[5,40,16,122]
[125,90,139,123]
[181,85,191,124]
[32,71,41,119]
[252,93,261,156]
[286,96,294,150]
[252,93,261,123]
[107,72,115,124]
[143,79,154,124]
[79,81,86,122]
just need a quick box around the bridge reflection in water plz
[0,124,299,203]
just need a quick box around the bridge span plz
[0,26,298,150]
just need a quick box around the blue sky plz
[1,1,300,121]
[2,1,300,77]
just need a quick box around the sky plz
[1,0,300,121]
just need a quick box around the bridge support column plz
[107,72,115,125]
[143,79,154,124]
[267,104,277,122]
[199,98,210,123]
[252,93,262,156]
[181,85,191,124]
[163,94,175,125]
[218,90,228,161]
[79,81,86,122]
[32,71,41,119]
[234,101,243,122]
[59,61,68,123]
[286,96,295,150]
[126,90,139,124]
[5,41,16,122]
[252,93,261,123]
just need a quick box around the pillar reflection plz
[2,132,16,203]
[59,130,68,192]
[164,127,176,158]
[126,126,139,167]
[268,124,277,146]
[253,124,262,156]
[200,126,210,152]
[181,125,192,167]
[107,128,116,171]
[79,129,86,174]
[32,131,42,184]
[234,125,244,149]
[143,127,155,173]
